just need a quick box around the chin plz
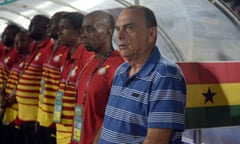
[119,51,128,57]
[84,46,92,51]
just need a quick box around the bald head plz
[85,10,115,34]
[81,10,115,54]
[122,5,157,28]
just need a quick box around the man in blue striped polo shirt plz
[99,5,186,144]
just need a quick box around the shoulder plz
[154,55,184,80]
[57,45,69,52]
[107,50,124,65]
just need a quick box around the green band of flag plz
[186,105,240,129]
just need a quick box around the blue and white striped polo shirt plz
[99,47,186,144]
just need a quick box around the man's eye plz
[86,27,92,33]
[85,26,95,33]
[115,27,120,32]
[114,24,135,33]
[125,25,135,32]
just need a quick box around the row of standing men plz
[0,6,186,144]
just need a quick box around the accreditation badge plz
[53,91,64,123]
[40,78,45,103]
[72,105,83,142]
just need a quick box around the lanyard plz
[47,43,64,64]
[76,49,112,105]
[72,49,112,143]
[63,60,77,91]
[47,45,56,64]
[52,59,77,123]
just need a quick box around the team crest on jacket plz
[71,66,78,77]
[19,62,24,68]
[35,53,41,61]
[98,65,110,75]
[4,57,10,64]
[53,54,62,62]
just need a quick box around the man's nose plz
[117,28,126,40]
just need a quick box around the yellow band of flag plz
[187,83,240,108]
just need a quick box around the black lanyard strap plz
[76,49,112,105]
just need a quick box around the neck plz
[127,54,151,77]
[35,35,47,45]
[94,46,112,59]
[127,54,148,76]
[6,46,13,49]
[127,46,154,76]
[128,62,144,77]
[69,40,81,57]
[21,52,30,56]
[53,40,60,51]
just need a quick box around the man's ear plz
[148,27,157,43]
[106,27,113,36]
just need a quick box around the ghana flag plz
[177,62,240,129]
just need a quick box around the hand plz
[35,122,39,132]
[6,88,17,106]
[0,97,7,108]
[6,95,16,106]
[0,107,5,118]
[143,128,173,144]
[0,90,5,102]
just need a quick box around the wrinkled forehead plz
[59,18,72,26]
[83,15,99,26]
[82,16,92,25]
[116,8,145,26]
[83,15,100,24]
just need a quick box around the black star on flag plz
[202,87,216,104]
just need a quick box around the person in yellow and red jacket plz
[15,15,54,144]
[0,24,21,109]
[0,24,21,144]
[53,12,93,144]
[2,30,32,144]
[37,11,69,144]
